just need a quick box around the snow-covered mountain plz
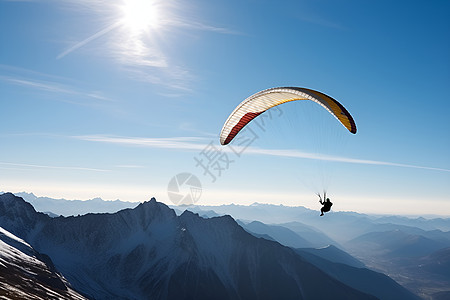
[0,226,87,299]
[0,193,377,300]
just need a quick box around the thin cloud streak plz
[1,76,76,95]
[74,134,450,173]
[0,75,115,103]
[115,164,145,169]
[297,14,345,30]
[166,18,239,35]
[0,162,109,172]
[75,135,208,151]
[246,148,450,173]
[0,64,80,85]
[56,12,237,61]
[57,21,122,59]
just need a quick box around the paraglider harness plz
[317,192,333,216]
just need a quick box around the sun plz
[119,0,161,34]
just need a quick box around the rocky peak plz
[0,193,49,239]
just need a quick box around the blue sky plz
[1,0,449,215]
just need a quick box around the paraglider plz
[219,87,356,146]
[219,86,357,216]
[317,192,333,216]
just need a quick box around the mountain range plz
[0,193,380,300]
[14,192,137,216]
[2,192,449,299]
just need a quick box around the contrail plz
[74,134,450,173]
[57,21,122,59]
[56,16,237,60]
[242,147,450,172]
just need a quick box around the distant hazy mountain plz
[188,203,315,224]
[419,247,450,278]
[398,247,450,295]
[298,245,365,268]
[369,223,450,243]
[345,230,449,258]
[276,221,340,248]
[239,220,313,248]
[0,193,376,300]
[373,215,450,232]
[294,247,421,300]
[12,192,450,237]
[0,227,86,299]
[181,202,450,299]
[181,204,379,245]
[174,206,224,219]
[15,192,138,216]
[344,230,450,297]
[190,203,450,244]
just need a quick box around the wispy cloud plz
[0,74,115,104]
[178,122,218,138]
[85,91,115,102]
[74,134,208,151]
[296,10,345,30]
[0,162,109,172]
[1,76,76,94]
[74,134,450,173]
[115,164,145,169]
[0,64,71,82]
[0,132,67,138]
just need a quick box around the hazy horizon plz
[5,190,450,218]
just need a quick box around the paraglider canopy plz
[220,87,356,145]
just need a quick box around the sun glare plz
[120,0,160,33]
